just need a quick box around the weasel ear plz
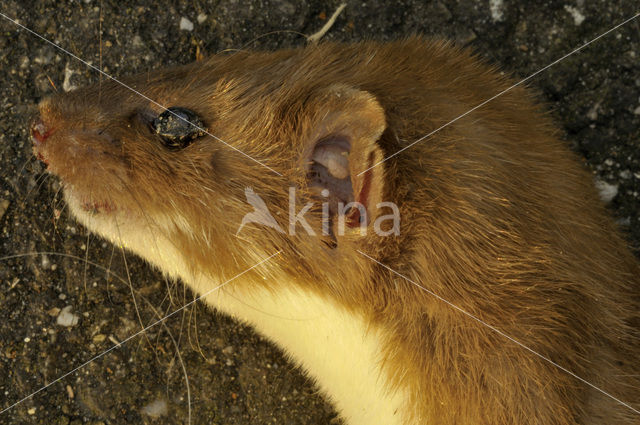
[302,85,387,232]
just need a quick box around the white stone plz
[564,5,585,26]
[594,179,618,203]
[490,0,504,22]
[62,63,78,92]
[57,306,79,327]
[179,17,194,31]
[141,399,168,417]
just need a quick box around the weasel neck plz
[66,201,408,424]
[193,275,408,425]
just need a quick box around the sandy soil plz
[0,1,638,424]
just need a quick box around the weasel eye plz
[152,107,206,149]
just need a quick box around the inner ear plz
[308,135,355,217]
[304,86,386,231]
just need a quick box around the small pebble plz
[594,179,618,203]
[489,0,504,22]
[586,102,600,121]
[179,17,194,31]
[57,306,79,327]
[131,35,144,48]
[197,13,207,24]
[619,170,632,179]
[19,55,30,69]
[141,399,168,417]
[564,5,585,26]
[62,63,79,92]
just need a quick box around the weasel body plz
[32,38,640,424]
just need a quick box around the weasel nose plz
[31,118,54,145]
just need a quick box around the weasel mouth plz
[80,200,117,214]
[31,118,54,167]
[31,118,55,145]
[34,148,50,166]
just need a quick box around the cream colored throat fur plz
[67,198,407,425]
[209,285,407,425]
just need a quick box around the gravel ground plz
[0,1,639,424]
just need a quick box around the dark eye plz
[152,107,206,149]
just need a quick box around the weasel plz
[31,38,640,424]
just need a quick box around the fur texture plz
[34,38,639,424]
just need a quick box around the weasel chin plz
[64,189,138,249]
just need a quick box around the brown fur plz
[34,37,639,424]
